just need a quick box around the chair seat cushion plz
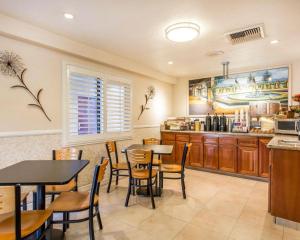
[132,169,157,179]
[160,164,182,173]
[112,162,128,170]
[46,179,76,193]
[0,210,52,240]
[48,191,98,212]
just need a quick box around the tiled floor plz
[63,169,300,240]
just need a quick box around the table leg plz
[36,185,46,239]
[15,184,21,240]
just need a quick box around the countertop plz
[161,129,275,138]
[267,135,300,151]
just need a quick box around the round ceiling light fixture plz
[165,22,200,42]
[64,13,74,20]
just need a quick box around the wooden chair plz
[105,141,128,193]
[159,143,192,199]
[46,148,83,200]
[48,157,108,240]
[125,149,157,209]
[0,186,52,239]
[143,138,162,166]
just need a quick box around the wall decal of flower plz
[138,86,156,120]
[0,51,51,121]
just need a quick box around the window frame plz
[62,63,133,146]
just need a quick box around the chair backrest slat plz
[126,149,152,165]
[53,148,82,160]
[0,186,15,214]
[143,138,161,145]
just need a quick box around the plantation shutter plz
[69,72,104,136]
[106,81,131,132]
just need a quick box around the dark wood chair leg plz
[181,175,186,199]
[66,212,70,229]
[51,194,55,202]
[107,169,113,193]
[63,212,68,233]
[132,179,136,196]
[88,208,95,240]
[148,179,155,209]
[33,192,37,210]
[125,178,132,207]
[116,170,119,185]
[22,197,27,211]
[95,206,103,230]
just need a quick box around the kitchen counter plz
[267,135,300,151]
[161,129,275,138]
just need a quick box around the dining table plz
[121,144,174,196]
[0,160,89,240]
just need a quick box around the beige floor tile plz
[174,223,229,240]
[190,208,237,236]
[283,227,300,240]
[139,212,187,240]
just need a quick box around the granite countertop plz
[267,135,300,151]
[161,129,275,138]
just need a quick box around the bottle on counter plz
[195,119,200,131]
[205,113,212,131]
[200,121,205,131]
[219,113,227,132]
[212,114,219,132]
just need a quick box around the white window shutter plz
[106,81,131,132]
[69,72,104,136]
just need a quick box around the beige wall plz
[0,34,173,187]
[173,63,300,117]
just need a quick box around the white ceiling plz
[0,0,300,78]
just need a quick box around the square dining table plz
[0,160,89,240]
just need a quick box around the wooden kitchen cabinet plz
[259,138,271,178]
[189,134,204,167]
[237,146,258,176]
[204,143,219,169]
[219,138,237,173]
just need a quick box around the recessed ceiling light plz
[270,39,279,44]
[165,22,200,42]
[168,61,174,65]
[64,13,74,20]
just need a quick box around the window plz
[63,65,132,145]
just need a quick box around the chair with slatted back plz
[0,186,52,239]
[46,148,83,200]
[105,141,128,193]
[143,138,162,166]
[125,149,157,209]
[159,143,192,199]
[49,157,109,240]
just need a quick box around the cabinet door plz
[219,144,237,173]
[189,142,204,168]
[175,141,189,165]
[259,138,271,178]
[237,146,258,176]
[204,144,218,169]
[161,140,175,164]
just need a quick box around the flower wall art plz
[0,51,51,121]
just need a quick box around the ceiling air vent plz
[225,24,265,45]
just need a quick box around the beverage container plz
[205,113,212,131]
[212,114,219,132]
